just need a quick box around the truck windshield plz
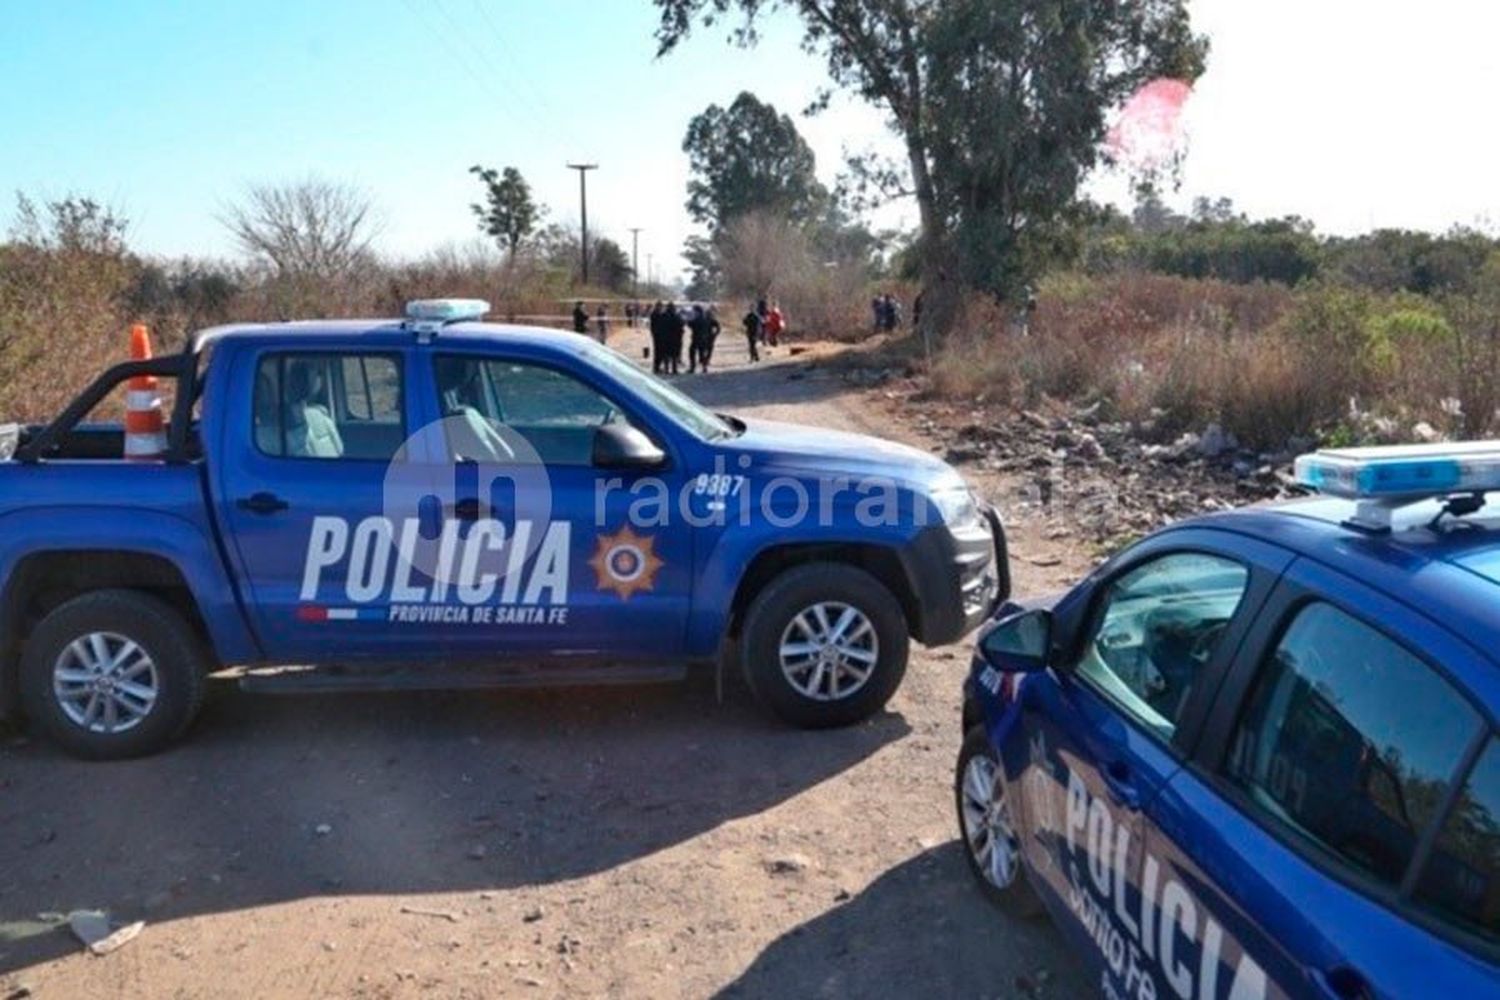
[584,344,739,441]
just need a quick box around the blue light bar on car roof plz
[405,299,490,324]
[1295,440,1500,529]
[1295,441,1500,498]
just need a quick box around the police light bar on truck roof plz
[403,299,490,340]
[405,299,490,323]
[1294,440,1500,530]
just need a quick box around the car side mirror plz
[593,424,666,470]
[978,607,1053,674]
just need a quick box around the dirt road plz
[0,326,1094,999]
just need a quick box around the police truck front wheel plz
[956,727,1043,916]
[740,563,909,728]
[19,590,209,760]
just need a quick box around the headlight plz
[929,486,980,528]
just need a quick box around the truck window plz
[254,353,404,461]
[433,356,640,466]
[1075,551,1250,740]
[1225,601,1481,893]
[1413,737,1500,948]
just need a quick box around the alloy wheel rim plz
[961,754,1020,889]
[778,601,879,702]
[52,631,159,734]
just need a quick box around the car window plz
[1225,601,1481,892]
[1075,551,1250,740]
[340,355,400,422]
[487,362,616,427]
[1414,738,1500,946]
[433,356,635,465]
[583,343,735,441]
[253,353,404,461]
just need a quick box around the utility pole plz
[566,163,598,286]
[628,227,643,300]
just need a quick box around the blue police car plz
[957,442,1500,999]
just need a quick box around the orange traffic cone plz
[124,324,167,461]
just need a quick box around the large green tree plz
[655,0,1207,337]
[683,91,828,231]
[469,165,542,259]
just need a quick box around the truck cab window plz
[253,353,404,461]
[433,356,636,465]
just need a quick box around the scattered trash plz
[67,910,110,948]
[399,906,460,923]
[522,905,544,923]
[314,823,333,836]
[68,910,144,956]
[1024,554,1063,568]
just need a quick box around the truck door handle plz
[445,498,483,521]
[237,492,290,515]
[1102,760,1142,811]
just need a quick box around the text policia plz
[299,515,572,625]
[1055,766,1268,1000]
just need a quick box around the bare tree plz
[221,179,379,279]
[718,210,812,300]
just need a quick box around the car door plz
[216,344,445,661]
[1011,530,1290,994]
[423,349,695,659]
[1147,558,1500,1000]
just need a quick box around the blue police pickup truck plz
[0,300,1005,759]
[958,442,1500,999]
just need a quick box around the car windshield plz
[582,342,738,441]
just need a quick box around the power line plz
[467,0,557,120]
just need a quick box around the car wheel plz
[740,562,908,729]
[956,727,1043,916]
[19,590,209,760]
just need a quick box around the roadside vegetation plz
[932,207,1500,451]
[3,0,1498,451]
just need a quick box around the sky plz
[3,1,1499,282]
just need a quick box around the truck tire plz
[956,726,1043,916]
[18,590,209,760]
[740,562,909,729]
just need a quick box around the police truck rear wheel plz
[19,590,208,760]
[956,727,1042,916]
[740,563,908,728]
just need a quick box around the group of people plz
[572,300,611,343]
[571,296,788,374]
[870,293,904,333]
[740,297,785,363]
[648,302,723,375]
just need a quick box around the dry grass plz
[5,202,1495,454]
[931,273,1500,450]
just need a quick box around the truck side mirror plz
[978,606,1053,674]
[593,424,666,470]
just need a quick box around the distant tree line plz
[1082,190,1499,296]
